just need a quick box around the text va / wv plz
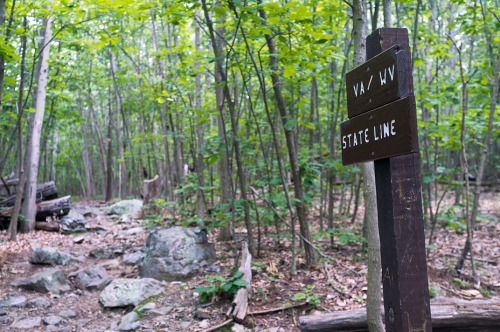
[353,64,395,98]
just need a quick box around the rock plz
[10,316,42,329]
[26,297,51,308]
[31,246,78,266]
[11,268,71,294]
[0,316,13,325]
[206,264,221,273]
[106,199,142,216]
[75,266,113,291]
[99,259,122,271]
[232,323,250,332]
[118,311,141,331]
[138,227,216,281]
[59,211,87,234]
[179,321,191,330]
[123,252,142,266]
[0,308,7,316]
[150,306,173,316]
[263,328,285,332]
[90,248,113,259]
[195,309,210,320]
[199,320,210,329]
[59,309,76,318]
[43,315,63,326]
[0,294,26,307]
[99,278,164,308]
[56,326,72,332]
[73,236,85,244]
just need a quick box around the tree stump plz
[142,175,161,217]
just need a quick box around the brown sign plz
[340,96,418,165]
[346,45,408,118]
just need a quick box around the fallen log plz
[299,298,500,331]
[0,181,58,207]
[35,221,60,232]
[36,195,71,221]
[0,195,71,224]
[226,242,252,323]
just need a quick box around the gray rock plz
[59,309,76,318]
[31,246,77,266]
[138,227,216,281]
[99,278,164,308]
[75,266,113,291]
[90,248,113,259]
[206,264,221,273]
[57,326,72,332]
[0,315,13,325]
[0,308,7,316]
[118,311,141,331]
[11,268,71,294]
[150,306,173,316]
[60,211,87,234]
[26,297,51,308]
[106,200,142,216]
[0,294,26,307]
[123,252,142,266]
[44,315,63,326]
[180,321,191,330]
[10,316,42,329]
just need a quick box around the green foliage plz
[194,271,248,303]
[441,205,466,233]
[292,285,321,308]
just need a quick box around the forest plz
[0,0,499,331]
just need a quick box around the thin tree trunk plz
[7,14,27,241]
[20,16,54,233]
[352,0,383,330]
[109,51,126,199]
[79,100,93,200]
[194,8,205,218]
[105,85,114,202]
[256,1,316,266]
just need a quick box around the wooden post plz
[340,27,431,331]
[368,28,432,332]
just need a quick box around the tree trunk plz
[20,16,54,233]
[109,51,126,199]
[194,7,205,218]
[257,1,316,266]
[352,0,383,331]
[7,14,27,241]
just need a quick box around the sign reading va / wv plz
[346,45,408,118]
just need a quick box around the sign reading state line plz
[340,96,419,166]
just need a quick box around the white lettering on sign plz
[353,64,396,98]
[353,75,373,97]
[342,120,396,150]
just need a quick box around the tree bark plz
[20,16,54,233]
[109,51,126,199]
[257,1,316,266]
[352,1,383,331]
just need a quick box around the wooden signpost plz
[341,28,432,331]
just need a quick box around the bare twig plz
[200,318,233,332]
[249,301,308,315]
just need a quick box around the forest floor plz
[0,188,498,331]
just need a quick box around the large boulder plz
[138,227,216,281]
[106,199,142,216]
[31,246,80,266]
[11,269,70,294]
[99,278,164,308]
[59,210,87,234]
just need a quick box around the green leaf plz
[284,65,295,79]
[299,121,315,129]
[232,279,249,287]
[284,119,297,130]
[4,77,16,84]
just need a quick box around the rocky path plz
[0,200,222,332]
